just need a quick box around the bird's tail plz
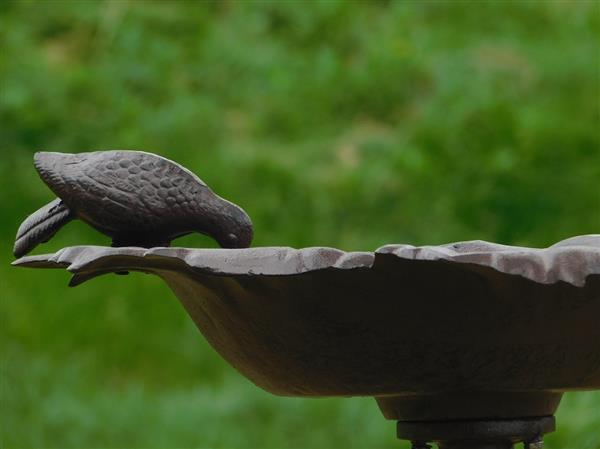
[14,198,74,258]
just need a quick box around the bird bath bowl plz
[13,235,600,449]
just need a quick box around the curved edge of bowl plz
[12,234,600,287]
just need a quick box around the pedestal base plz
[376,391,562,421]
[397,416,555,449]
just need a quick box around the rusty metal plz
[12,239,600,421]
[11,151,600,446]
[13,150,253,258]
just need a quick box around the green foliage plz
[1,1,598,448]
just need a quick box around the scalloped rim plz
[12,235,600,287]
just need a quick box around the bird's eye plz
[227,233,238,244]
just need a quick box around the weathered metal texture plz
[14,150,253,257]
[13,236,600,423]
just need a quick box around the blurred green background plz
[1,1,599,448]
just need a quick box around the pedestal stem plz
[436,443,513,449]
[400,416,554,449]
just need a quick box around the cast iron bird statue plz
[13,150,253,258]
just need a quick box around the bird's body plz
[14,150,253,257]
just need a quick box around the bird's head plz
[212,201,254,249]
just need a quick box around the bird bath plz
[13,235,600,449]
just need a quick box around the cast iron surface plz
[13,150,253,257]
[13,236,600,423]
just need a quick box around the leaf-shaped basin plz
[13,235,600,422]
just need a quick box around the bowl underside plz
[14,236,600,420]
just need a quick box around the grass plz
[1,1,599,447]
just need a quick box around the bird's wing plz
[34,151,213,233]
[34,151,152,231]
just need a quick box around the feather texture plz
[14,199,74,257]
[13,150,253,255]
